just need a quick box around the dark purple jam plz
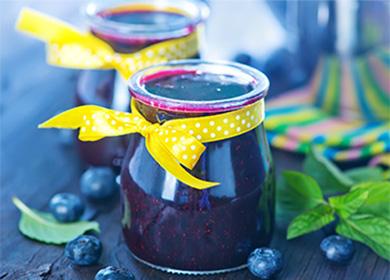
[92,9,194,53]
[121,71,275,272]
[76,8,200,168]
[104,10,191,27]
[144,72,254,101]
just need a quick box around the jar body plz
[120,102,275,273]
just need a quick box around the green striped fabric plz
[265,48,390,161]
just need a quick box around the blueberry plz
[80,167,117,200]
[49,193,84,222]
[65,235,102,266]
[320,235,355,264]
[94,266,135,280]
[247,248,283,279]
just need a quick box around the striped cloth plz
[265,48,390,161]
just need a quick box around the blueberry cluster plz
[47,167,133,278]
[48,165,356,279]
[48,167,117,223]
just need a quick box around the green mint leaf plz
[279,171,324,214]
[350,181,390,219]
[345,167,385,183]
[287,204,334,240]
[303,148,353,195]
[336,214,390,261]
[329,189,369,219]
[13,197,100,244]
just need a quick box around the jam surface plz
[102,10,191,28]
[144,71,254,101]
[121,72,274,271]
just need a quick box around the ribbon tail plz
[16,8,84,43]
[38,106,99,129]
[145,136,219,190]
[39,105,141,141]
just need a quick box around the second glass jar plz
[76,0,209,168]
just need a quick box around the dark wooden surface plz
[1,2,389,280]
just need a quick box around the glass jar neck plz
[129,60,269,115]
[134,99,209,125]
[84,1,208,53]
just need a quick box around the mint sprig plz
[336,214,390,260]
[284,175,390,261]
[287,204,334,239]
[303,148,353,194]
[277,171,324,216]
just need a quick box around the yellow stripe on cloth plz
[39,100,265,190]
[16,8,199,79]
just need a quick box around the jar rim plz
[128,59,270,113]
[82,0,209,41]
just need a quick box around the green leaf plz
[278,171,324,215]
[351,181,390,220]
[303,148,353,195]
[13,197,100,244]
[329,189,369,219]
[336,214,390,261]
[287,204,334,239]
[345,167,385,183]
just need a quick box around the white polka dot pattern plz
[18,9,198,79]
[167,100,265,143]
[46,30,199,80]
[39,100,264,189]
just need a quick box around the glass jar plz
[121,60,275,274]
[76,0,209,168]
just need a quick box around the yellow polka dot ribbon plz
[39,100,265,190]
[16,8,199,79]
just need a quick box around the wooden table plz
[1,4,389,280]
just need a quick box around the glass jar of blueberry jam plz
[121,60,275,274]
[76,0,209,168]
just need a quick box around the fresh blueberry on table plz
[95,266,135,280]
[49,193,84,222]
[247,248,283,279]
[320,235,355,264]
[65,235,102,266]
[80,167,117,200]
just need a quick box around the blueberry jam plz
[103,10,191,30]
[76,2,204,167]
[144,71,254,101]
[92,9,194,53]
[121,64,274,273]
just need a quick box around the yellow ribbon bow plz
[39,100,265,190]
[16,8,199,79]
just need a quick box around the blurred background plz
[2,0,389,110]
